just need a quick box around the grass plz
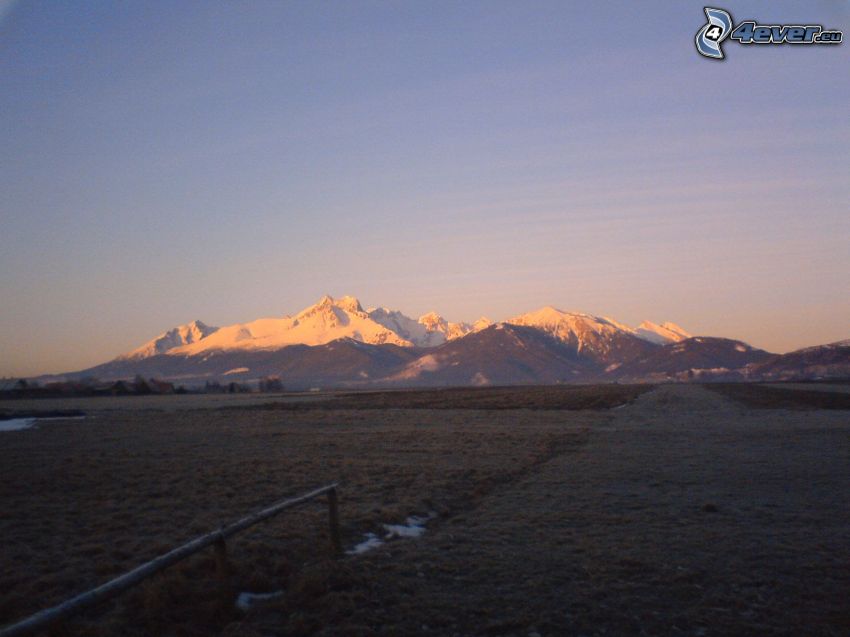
[1,383,848,636]
[0,394,594,636]
[706,383,850,409]
[236,384,653,411]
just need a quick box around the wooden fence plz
[0,484,341,637]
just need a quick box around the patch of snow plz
[0,418,36,432]
[605,363,622,373]
[223,367,249,375]
[394,354,442,380]
[347,513,436,555]
[471,372,490,386]
[383,514,432,539]
[734,344,748,352]
[347,533,384,555]
[0,415,86,432]
[235,590,284,611]
[416,355,441,372]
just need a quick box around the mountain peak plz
[306,295,364,314]
[115,297,695,364]
[473,317,493,330]
[661,321,689,335]
[635,321,692,344]
[510,306,617,332]
[418,312,447,329]
[118,319,219,360]
[335,295,364,313]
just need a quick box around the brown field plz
[762,382,850,394]
[234,384,653,411]
[0,384,848,636]
[707,383,850,409]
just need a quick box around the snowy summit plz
[117,295,690,360]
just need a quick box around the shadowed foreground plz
[0,384,847,636]
[244,385,850,636]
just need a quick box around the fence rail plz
[0,483,341,637]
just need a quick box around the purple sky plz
[1,1,848,376]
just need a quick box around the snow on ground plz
[383,514,433,539]
[235,590,284,611]
[394,354,442,380]
[347,513,437,555]
[348,533,385,555]
[0,418,36,432]
[0,415,86,432]
[471,372,490,386]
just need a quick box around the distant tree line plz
[204,376,284,394]
[0,375,285,399]
[0,376,185,399]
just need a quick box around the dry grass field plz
[706,383,850,409]
[0,383,848,636]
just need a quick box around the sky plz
[1,1,848,376]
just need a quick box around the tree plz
[259,376,283,392]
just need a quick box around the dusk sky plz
[2,1,848,376]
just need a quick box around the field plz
[0,383,848,636]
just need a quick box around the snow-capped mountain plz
[169,295,411,353]
[505,307,657,365]
[114,297,691,361]
[634,321,692,344]
[505,307,690,348]
[119,320,219,359]
[118,295,491,359]
[367,308,488,347]
[387,323,593,386]
[39,296,848,387]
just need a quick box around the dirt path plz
[258,385,849,636]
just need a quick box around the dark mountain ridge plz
[32,327,849,389]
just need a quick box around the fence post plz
[327,487,342,556]
[213,535,229,582]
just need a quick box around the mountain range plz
[43,295,849,388]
